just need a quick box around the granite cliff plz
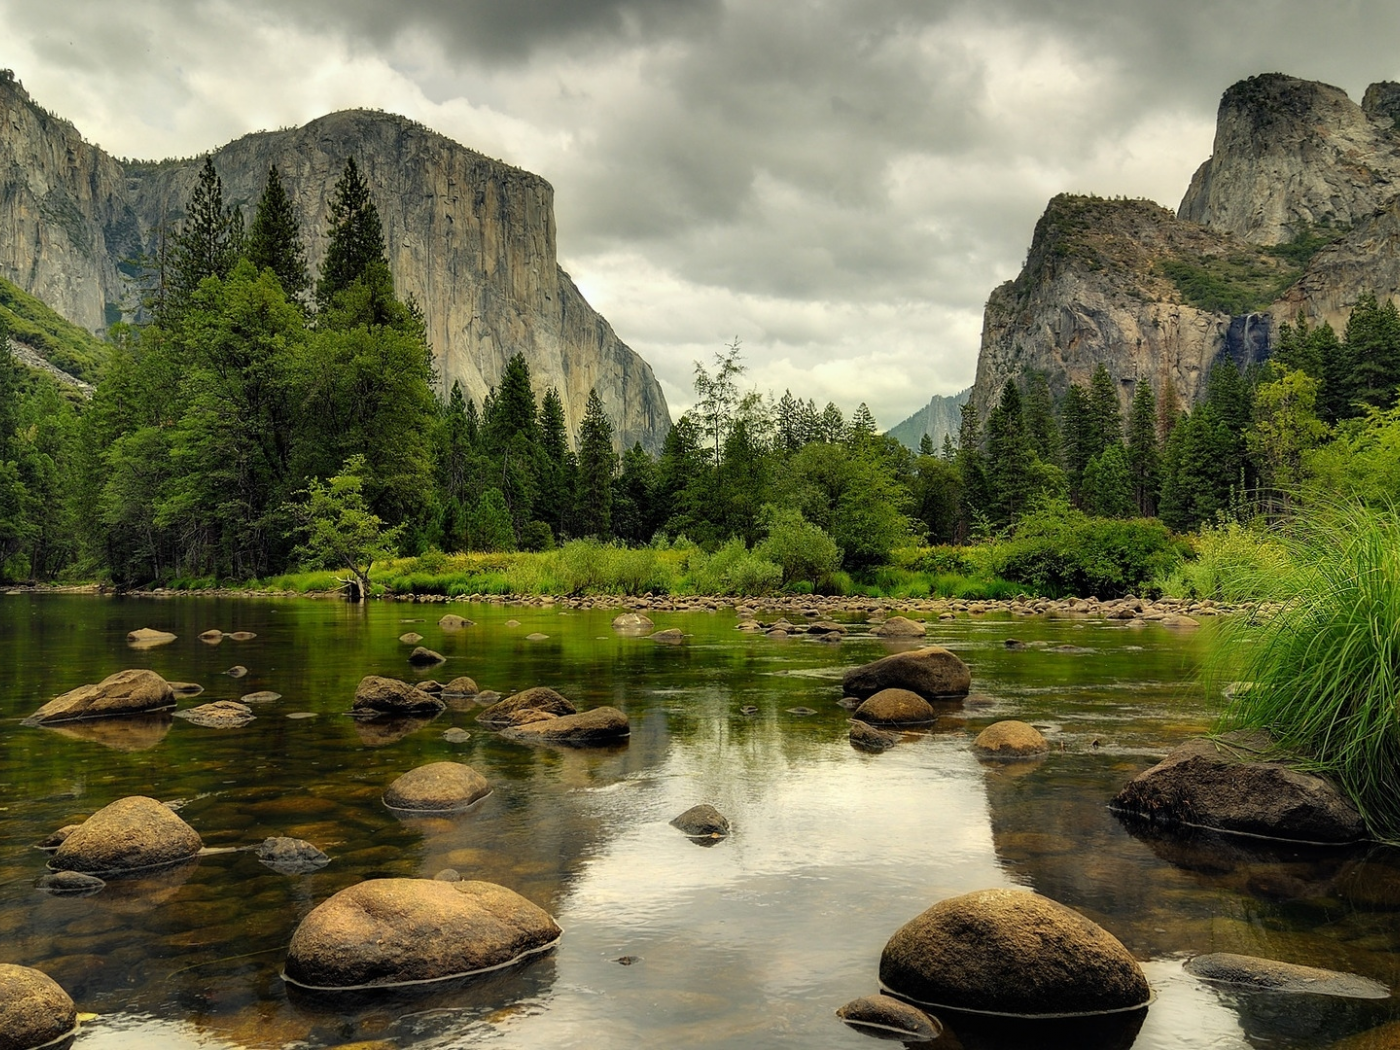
[0,72,670,451]
[971,73,1400,420]
[885,388,969,451]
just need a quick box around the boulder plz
[1184,952,1388,999]
[223,665,248,678]
[973,720,1049,758]
[24,669,176,725]
[442,727,472,743]
[807,621,847,636]
[476,686,576,727]
[853,688,937,725]
[0,964,77,1050]
[612,612,654,631]
[256,837,331,875]
[501,708,558,727]
[879,888,1151,1016]
[850,720,899,751]
[501,706,630,746]
[384,762,491,812]
[416,680,444,693]
[438,614,474,630]
[842,646,971,701]
[239,690,281,704]
[836,994,941,1041]
[283,878,561,989]
[49,796,202,876]
[649,629,684,644]
[408,646,446,666]
[443,676,479,696]
[399,632,424,645]
[36,871,106,896]
[1111,736,1366,843]
[198,629,223,644]
[872,615,927,638]
[174,701,256,728]
[168,682,204,697]
[352,676,445,716]
[227,631,257,641]
[670,804,730,838]
[126,627,176,648]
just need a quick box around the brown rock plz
[284,878,561,989]
[612,612,654,631]
[973,720,1049,758]
[384,762,491,812]
[1184,952,1388,998]
[49,795,202,876]
[836,994,940,1041]
[399,632,424,644]
[443,676,479,696]
[239,690,281,704]
[255,837,331,875]
[126,627,176,648]
[352,675,445,716]
[174,701,256,728]
[476,686,576,727]
[853,688,937,725]
[439,614,473,629]
[416,680,444,694]
[501,706,630,745]
[1111,736,1367,843]
[670,804,730,838]
[35,825,83,850]
[842,646,971,701]
[408,646,446,666]
[871,615,927,638]
[198,629,224,644]
[879,888,1150,1016]
[649,628,684,644]
[850,720,899,751]
[168,682,204,697]
[24,669,175,725]
[223,665,248,678]
[501,708,558,727]
[0,963,77,1050]
[227,631,257,641]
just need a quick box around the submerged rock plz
[438,614,474,630]
[283,878,561,989]
[174,701,255,728]
[649,628,684,644]
[1185,952,1388,999]
[871,615,927,638]
[256,837,331,875]
[443,676,479,696]
[476,686,576,727]
[24,669,175,725]
[671,804,730,838]
[384,762,491,812]
[502,706,630,746]
[227,631,257,641]
[612,612,654,632]
[36,871,105,896]
[127,627,176,648]
[239,690,281,704]
[973,720,1049,758]
[852,688,937,725]
[49,796,202,876]
[34,825,82,851]
[879,888,1151,1016]
[223,665,248,678]
[198,629,224,644]
[843,646,971,701]
[408,646,446,666]
[399,632,424,645]
[442,727,472,744]
[850,720,899,751]
[352,676,445,716]
[0,963,77,1050]
[1111,736,1366,843]
[836,994,941,1041]
[169,681,205,697]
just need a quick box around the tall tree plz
[1125,382,1159,516]
[168,155,242,318]
[315,157,388,310]
[536,386,574,537]
[246,164,309,302]
[1344,293,1400,414]
[954,399,989,540]
[1060,382,1092,499]
[575,388,616,538]
[1023,372,1062,467]
[819,402,846,443]
[985,381,1036,526]
[1086,363,1122,457]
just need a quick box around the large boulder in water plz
[843,646,970,701]
[973,720,1049,758]
[24,669,175,725]
[126,627,176,649]
[0,963,77,1050]
[879,888,1150,1016]
[852,688,936,725]
[384,762,491,811]
[501,706,630,746]
[1111,736,1366,844]
[284,878,561,989]
[352,676,445,716]
[49,796,202,876]
[871,615,927,638]
[476,686,576,727]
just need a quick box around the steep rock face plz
[885,387,969,451]
[0,74,670,450]
[1179,73,1400,246]
[970,196,1279,420]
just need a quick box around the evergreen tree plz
[1023,372,1062,466]
[1156,374,1181,443]
[1081,444,1135,518]
[1344,294,1400,413]
[656,416,706,538]
[1125,382,1159,516]
[820,402,846,443]
[485,353,540,451]
[940,434,956,461]
[613,443,658,544]
[246,164,309,302]
[918,433,936,457]
[536,386,573,537]
[315,157,388,310]
[776,389,806,454]
[575,388,616,538]
[468,488,516,551]
[847,402,878,445]
[168,155,242,318]
[954,399,989,539]
[1060,382,1092,499]
[1086,363,1122,456]
[985,381,1035,526]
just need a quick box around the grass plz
[1155,521,1293,602]
[0,274,110,383]
[1211,504,1400,838]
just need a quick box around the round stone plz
[0,964,77,1050]
[973,720,1049,758]
[853,688,937,725]
[384,762,491,812]
[49,796,202,877]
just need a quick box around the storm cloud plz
[6,0,1400,423]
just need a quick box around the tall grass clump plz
[1212,504,1400,839]
[1157,520,1292,602]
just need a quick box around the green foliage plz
[1211,504,1400,838]
[1159,251,1299,315]
[1265,221,1346,267]
[246,164,309,302]
[286,454,402,593]
[575,388,616,538]
[168,156,243,320]
[1155,520,1292,602]
[0,274,109,384]
[315,157,388,310]
[755,505,841,585]
[983,501,1185,598]
[1080,443,1135,518]
[683,538,782,595]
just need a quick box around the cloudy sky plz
[5,1,1400,426]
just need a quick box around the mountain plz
[885,388,969,451]
[0,70,670,451]
[970,73,1400,420]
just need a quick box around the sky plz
[5,1,1400,426]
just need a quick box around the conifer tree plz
[1023,372,1062,467]
[246,164,309,301]
[1081,444,1135,518]
[613,442,658,544]
[1086,363,1122,456]
[575,388,616,537]
[1156,374,1181,442]
[1125,382,1159,516]
[847,403,878,444]
[486,353,540,451]
[985,381,1035,525]
[168,155,242,318]
[315,157,388,309]
[776,390,806,454]
[536,386,573,536]
[1060,382,1092,497]
[919,432,936,457]
[954,399,989,538]
[1344,293,1400,413]
[820,402,846,443]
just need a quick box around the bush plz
[684,538,781,596]
[1213,504,1400,838]
[1155,520,1292,601]
[984,502,1185,598]
[756,506,841,586]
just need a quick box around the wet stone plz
[384,762,491,812]
[1185,952,1389,999]
[174,701,255,728]
[850,720,899,751]
[399,632,424,644]
[240,691,281,704]
[0,963,78,1050]
[442,727,472,744]
[255,836,331,875]
[973,720,1049,758]
[837,994,941,1041]
[224,665,248,678]
[408,646,446,666]
[35,825,83,851]
[36,871,105,896]
[671,804,730,839]
[649,629,684,644]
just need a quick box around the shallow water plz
[1,594,1397,1049]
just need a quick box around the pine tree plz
[246,164,309,302]
[940,433,956,461]
[1086,363,1122,456]
[575,388,616,538]
[1022,372,1062,467]
[985,381,1035,526]
[613,443,658,544]
[315,157,388,310]
[954,399,989,539]
[1081,444,1135,518]
[918,433,936,457]
[1344,294,1400,412]
[168,155,242,318]
[847,402,878,444]
[776,389,805,454]
[1060,382,1092,499]
[1156,374,1181,443]
[536,386,573,536]
[820,402,845,443]
[1125,382,1159,516]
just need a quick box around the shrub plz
[755,506,841,586]
[1155,520,1292,602]
[684,538,781,596]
